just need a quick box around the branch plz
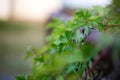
[103,24,120,30]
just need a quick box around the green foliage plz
[16,75,25,80]
[17,6,120,80]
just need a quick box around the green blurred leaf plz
[16,75,25,80]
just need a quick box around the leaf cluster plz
[17,6,120,80]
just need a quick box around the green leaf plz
[34,54,44,62]
[16,75,25,80]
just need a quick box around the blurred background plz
[0,0,112,80]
